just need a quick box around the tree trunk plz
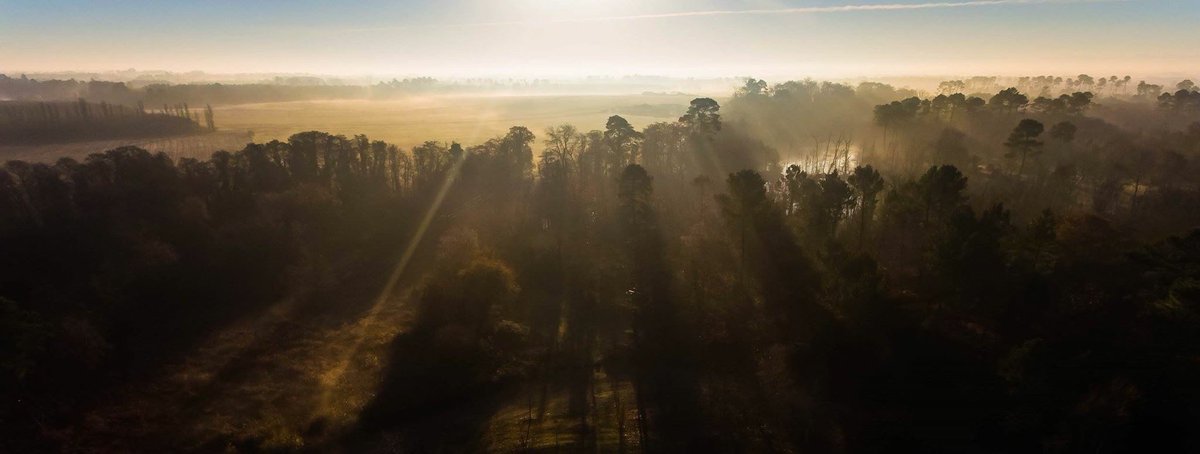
[1018,150,1028,178]
[1130,175,1142,216]
[635,380,649,451]
[613,374,626,453]
[858,200,869,249]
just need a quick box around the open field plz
[212,94,697,149]
[0,93,698,163]
[0,131,255,163]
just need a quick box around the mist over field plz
[3,0,1200,452]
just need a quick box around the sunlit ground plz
[71,274,644,452]
[211,94,695,150]
[0,131,253,163]
[70,290,413,450]
[0,94,696,164]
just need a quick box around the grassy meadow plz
[214,94,698,150]
[0,93,699,163]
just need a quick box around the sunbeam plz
[315,153,469,419]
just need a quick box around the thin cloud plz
[336,0,1122,33]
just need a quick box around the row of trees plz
[874,88,1094,127]
[938,74,1198,99]
[0,74,366,106]
[0,99,211,145]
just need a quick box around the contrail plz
[545,0,1114,23]
[337,0,1119,32]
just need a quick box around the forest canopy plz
[3,75,1200,452]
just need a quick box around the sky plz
[0,0,1196,78]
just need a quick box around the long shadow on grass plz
[343,329,515,452]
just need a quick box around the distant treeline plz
[1,74,358,106]
[5,72,1197,110]
[2,74,566,106]
[0,100,212,145]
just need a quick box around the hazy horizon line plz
[7,69,1192,82]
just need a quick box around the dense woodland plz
[3,76,1200,452]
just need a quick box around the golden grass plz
[212,94,692,151]
[70,291,416,451]
[1,94,691,163]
